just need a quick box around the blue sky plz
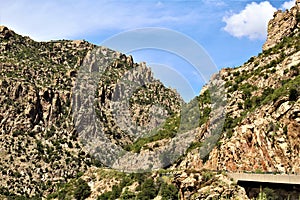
[0,0,296,101]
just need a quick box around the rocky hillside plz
[204,1,300,174]
[0,26,97,198]
[0,1,299,199]
[0,24,183,198]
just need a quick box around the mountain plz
[179,0,300,174]
[0,1,299,199]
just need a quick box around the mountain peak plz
[0,25,14,39]
[263,0,300,51]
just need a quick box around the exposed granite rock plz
[263,0,300,51]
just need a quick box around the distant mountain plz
[0,1,299,199]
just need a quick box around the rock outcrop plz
[263,0,300,50]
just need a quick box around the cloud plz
[0,0,200,41]
[222,1,277,40]
[281,0,295,10]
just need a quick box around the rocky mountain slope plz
[0,1,299,199]
[0,26,97,198]
[176,0,300,173]
[0,24,183,198]
[205,1,300,174]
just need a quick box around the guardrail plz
[228,173,300,185]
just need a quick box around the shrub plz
[97,191,112,200]
[289,88,298,101]
[186,141,202,152]
[263,187,279,199]
[233,71,240,76]
[202,171,214,182]
[136,178,158,200]
[244,99,252,109]
[296,11,300,22]
[120,189,136,200]
[74,179,91,200]
[228,84,238,93]
[160,183,178,200]
[110,185,122,200]
[238,102,243,109]
[283,126,288,135]
[225,81,232,88]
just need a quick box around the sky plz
[0,0,296,101]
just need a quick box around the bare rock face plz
[263,0,300,51]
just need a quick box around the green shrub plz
[186,141,202,152]
[244,99,252,109]
[233,71,240,76]
[136,178,158,200]
[263,187,279,199]
[289,88,298,101]
[283,126,288,135]
[202,171,214,182]
[97,191,113,200]
[160,183,178,200]
[120,189,136,200]
[296,11,300,23]
[238,102,243,109]
[225,81,232,88]
[74,179,91,200]
[228,84,238,93]
[110,185,122,200]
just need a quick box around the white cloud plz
[281,0,295,10]
[222,1,277,40]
